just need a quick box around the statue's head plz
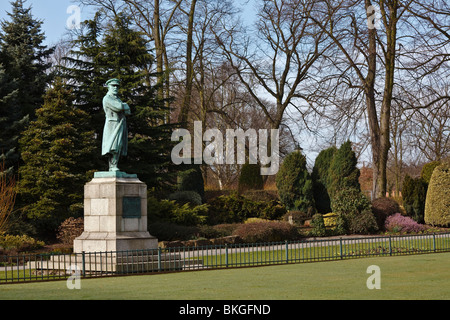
[106,78,120,96]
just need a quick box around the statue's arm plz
[123,102,131,115]
[104,95,126,113]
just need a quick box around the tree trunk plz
[153,0,164,101]
[179,0,198,125]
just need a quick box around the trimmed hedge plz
[425,162,450,227]
[232,221,300,243]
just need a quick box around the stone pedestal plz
[74,171,158,253]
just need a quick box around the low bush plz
[332,188,378,234]
[57,217,84,245]
[245,218,271,224]
[148,222,199,241]
[282,211,309,225]
[0,233,45,253]
[259,200,287,220]
[171,203,209,226]
[310,214,327,237]
[241,190,279,202]
[323,213,338,228]
[332,188,371,215]
[385,213,428,233]
[349,209,379,235]
[148,195,209,226]
[232,221,299,243]
[206,193,286,225]
[169,191,203,206]
[371,197,401,230]
[197,223,239,239]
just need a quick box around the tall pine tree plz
[0,62,21,175]
[0,0,54,174]
[61,12,105,145]
[18,79,96,240]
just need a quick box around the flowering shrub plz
[385,213,427,233]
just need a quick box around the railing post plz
[389,236,392,256]
[225,244,229,268]
[81,251,86,278]
[339,238,343,259]
[285,240,289,264]
[433,233,436,252]
[158,247,162,272]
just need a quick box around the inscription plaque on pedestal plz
[123,197,142,219]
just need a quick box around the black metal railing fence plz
[1,232,449,284]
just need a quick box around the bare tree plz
[309,0,434,198]
[215,0,330,131]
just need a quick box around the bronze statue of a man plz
[102,78,131,171]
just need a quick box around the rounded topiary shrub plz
[332,188,378,234]
[424,162,450,227]
[371,197,401,230]
[238,163,264,193]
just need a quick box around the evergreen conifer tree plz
[18,79,96,240]
[0,0,54,174]
[0,63,22,175]
[312,146,337,213]
[276,150,315,214]
[61,12,105,143]
[328,140,361,203]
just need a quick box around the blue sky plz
[0,0,93,46]
[1,0,256,46]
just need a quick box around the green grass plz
[0,252,449,300]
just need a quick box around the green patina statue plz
[102,78,131,172]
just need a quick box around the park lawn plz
[0,252,448,300]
